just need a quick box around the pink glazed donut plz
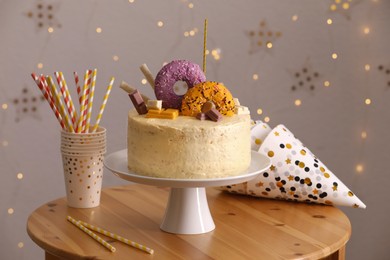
[154,60,206,109]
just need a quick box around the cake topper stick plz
[139,64,155,90]
[120,81,150,102]
[203,18,208,74]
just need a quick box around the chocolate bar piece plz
[145,108,179,119]
[196,112,207,120]
[206,108,223,122]
[147,99,162,110]
[201,101,215,113]
[129,90,148,115]
[234,105,250,115]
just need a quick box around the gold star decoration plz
[12,87,45,122]
[312,189,319,195]
[256,181,264,187]
[377,64,390,89]
[274,131,280,136]
[285,158,292,164]
[289,58,322,93]
[288,175,294,181]
[25,0,62,32]
[246,20,282,55]
[269,165,276,171]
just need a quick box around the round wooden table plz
[27,184,351,260]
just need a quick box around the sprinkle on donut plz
[181,81,236,117]
[154,60,206,109]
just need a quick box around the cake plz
[127,110,251,179]
[126,60,252,179]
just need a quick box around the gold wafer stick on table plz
[78,220,154,254]
[66,216,116,252]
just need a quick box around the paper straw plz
[39,74,55,104]
[85,69,97,132]
[75,71,91,124]
[66,216,116,252]
[139,64,155,90]
[119,81,150,102]
[47,76,74,132]
[31,73,65,130]
[74,71,82,106]
[78,220,154,254]
[77,70,92,133]
[55,72,77,128]
[92,77,114,133]
[203,18,208,74]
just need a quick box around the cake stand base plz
[104,150,271,235]
[160,187,215,235]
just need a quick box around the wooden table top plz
[27,184,351,260]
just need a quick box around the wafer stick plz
[47,76,74,132]
[66,216,116,252]
[92,77,114,132]
[139,64,155,90]
[78,220,154,255]
[119,81,150,102]
[31,73,65,130]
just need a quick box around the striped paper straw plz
[77,70,92,133]
[92,77,114,133]
[74,71,81,105]
[47,76,74,132]
[66,216,116,252]
[79,220,154,254]
[39,74,56,107]
[75,71,91,110]
[31,73,65,130]
[55,72,77,128]
[85,68,97,132]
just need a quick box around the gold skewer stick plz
[203,18,208,74]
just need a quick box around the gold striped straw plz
[46,76,74,132]
[85,69,97,132]
[67,216,116,252]
[79,220,154,255]
[77,70,92,133]
[203,18,208,74]
[92,77,114,133]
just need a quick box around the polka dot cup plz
[60,127,106,208]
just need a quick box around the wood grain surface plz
[27,184,351,260]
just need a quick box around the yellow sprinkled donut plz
[181,81,235,117]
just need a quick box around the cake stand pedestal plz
[104,149,270,235]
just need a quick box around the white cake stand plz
[104,149,271,235]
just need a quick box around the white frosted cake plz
[127,110,251,179]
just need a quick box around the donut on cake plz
[127,60,251,179]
